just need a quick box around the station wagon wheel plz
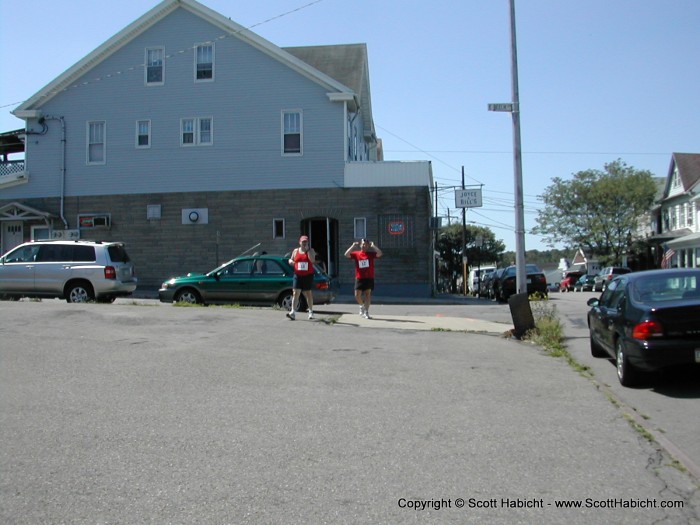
[278,291,307,311]
[65,281,94,303]
[615,339,641,387]
[174,288,202,304]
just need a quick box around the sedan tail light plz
[315,281,330,290]
[104,266,117,280]
[632,320,664,340]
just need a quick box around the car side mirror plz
[586,297,599,307]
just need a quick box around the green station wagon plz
[158,254,337,309]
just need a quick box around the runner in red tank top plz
[286,235,316,320]
[345,239,383,319]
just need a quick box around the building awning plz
[0,202,54,222]
[666,232,700,249]
[0,129,25,157]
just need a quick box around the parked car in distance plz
[560,270,585,292]
[594,266,632,292]
[477,268,497,297]
[494,264,548,302]
[468,266,496,296]
[573,274,597,292]
[586,268,700,386]
[158,254,337,308]
[485,268,505,300]
[0,240,137,303]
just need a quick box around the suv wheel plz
[66,281,94,303]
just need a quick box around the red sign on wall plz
[387,221,405,235]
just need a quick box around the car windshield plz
[631,274,700,303]
[504,264,541,277]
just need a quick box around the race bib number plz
[297,262,309,271]
[358,259,370,269]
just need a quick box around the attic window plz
[195,43,214,81]
[146,47,164,85]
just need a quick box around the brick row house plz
[0,0,434,296]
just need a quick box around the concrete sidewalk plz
[334,311,513,334]
[133,288,516,334]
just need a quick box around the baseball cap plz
[299,235,309,242]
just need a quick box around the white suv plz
[0,240,137,303]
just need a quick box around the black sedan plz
[587,269,700,386]
[494,264,548,302]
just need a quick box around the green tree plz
[437,224,505,293]
[533,160,657,265]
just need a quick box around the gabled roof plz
[14,0,358,115]
[663,153,700,198]
[284,44,375,139]
[0,202,55,221]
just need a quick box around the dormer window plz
[195,43,214,81]
[145,47,165,85]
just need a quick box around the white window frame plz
[86,121,106,165]
[199,117,213,145]
[180,117,213,146]
[145,47,165,86]
[282,110,302,156]
[273,218,286,239]
[689,202,695,227]
[354,217,367,239]
[136,120,151,148]
[195,43,214,82]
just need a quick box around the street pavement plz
[0,296,698,524]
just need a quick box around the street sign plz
[454,188,483,208]
[488,103,514,112]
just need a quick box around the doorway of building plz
[2,221,23,254]
[302,217,339,277]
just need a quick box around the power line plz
[0,0,326,110]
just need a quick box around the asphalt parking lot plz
[1,297,698,524]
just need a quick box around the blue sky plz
[2,0,699,252]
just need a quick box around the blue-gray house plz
[1,0,434,296]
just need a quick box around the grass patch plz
[522,295,593,379]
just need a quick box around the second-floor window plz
[181,117,213,146]
[282,111,302,155]
[195,43,214,81]
[146,47,164,85]
[136,120,151,148]
[689,203,695,227]
[87,121,106,164]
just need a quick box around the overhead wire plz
[0,0,327,110]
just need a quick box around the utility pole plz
[491,1,526,293]
[461,167,467,295]
[510,0,527,293]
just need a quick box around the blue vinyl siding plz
[6,7,345,199]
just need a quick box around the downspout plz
[43,116,68,228]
